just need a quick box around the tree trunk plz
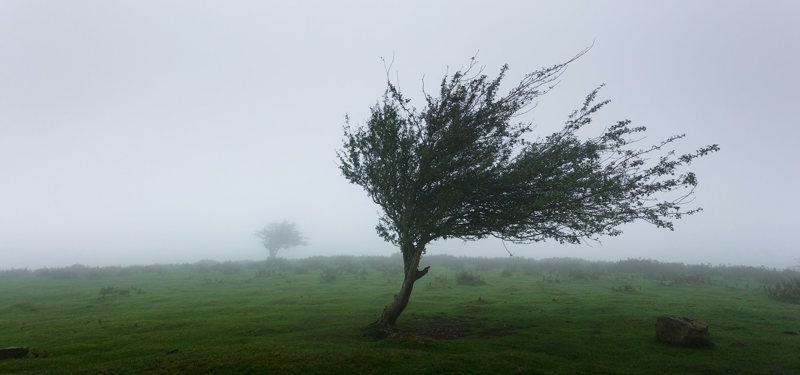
[268,249,278,261]
[368,243,429,331]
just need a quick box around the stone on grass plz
[0,347,30,360]
[656,316,711,346]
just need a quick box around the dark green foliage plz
[338,52,718,327]
[339,53,718,249]
[765,278,800,303]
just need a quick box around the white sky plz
[1,1,798,269]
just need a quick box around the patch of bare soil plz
[482,323,524,337]
[415,313,479,339]
[399,313,527,340]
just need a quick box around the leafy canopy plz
[338,54,718,251]
[255,221,306,253]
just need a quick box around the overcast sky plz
[1,1,798,270]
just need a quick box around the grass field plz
[1,256,799,374]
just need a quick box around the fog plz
[2,1,798,270]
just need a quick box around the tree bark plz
[268,249,278,261]
[368,244,429,331]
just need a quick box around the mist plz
[2,1,798,270]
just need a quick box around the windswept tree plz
[338,52,718,330]
[255,221,306,261]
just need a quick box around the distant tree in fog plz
[338,50,719,331]
[255,221,306,261]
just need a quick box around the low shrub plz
[35,265,87,279]
[661,275,710,286]
[98,286,144,300]
[255,268,287,279]
[320,267,339,283]
[567,269,602,281]
[456,271,485,286]
[426,275,451,290]
[0,268,32,279]
[612,284,639,293]
[541,274,561,283]
[764,278,800,303]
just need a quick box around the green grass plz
[1,257,799,374]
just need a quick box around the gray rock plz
[0,347,30,360]
[656,316,711,346]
